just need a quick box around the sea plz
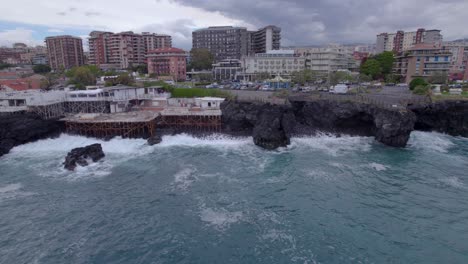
[0,131,467,264]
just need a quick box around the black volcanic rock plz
[221,101,295,150]
[147,135,162,145]
[253,105,292,150]
[410,100,468,137]
[0,114,63,157]
[222,99,419,149]
[291,99,416,148]
[64,144,105,171]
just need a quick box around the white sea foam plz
[441,177,465,189]
[408,131,455,153]
[158,133,252,149]
[0,183,34,202]
[9,134,151,156]
[4,134,153,182]
[290,134,373,156]
[261,229,296,245]
[369,162,389,171]
[172,167,198,191]
[199,207,243,230]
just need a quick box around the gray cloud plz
[85,11,101,17]
[137,19,196,50]
[173,0,468,45]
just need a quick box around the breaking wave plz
[157,133,253,149]
[199,206,243,231]
[0,183,34,202]
[408,131,455,153]
[290,133,373,156]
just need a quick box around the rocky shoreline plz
[0,99,466,156]
[0,114,64,157]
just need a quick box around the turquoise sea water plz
[0,132,467,264]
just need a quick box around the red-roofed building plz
[147,48,187,81]
[0,76,44,91]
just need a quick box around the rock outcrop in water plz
[410,100,468,137]
[221,99,417,149]
[63,144,105,171]
[147,135,162,145]
[0,114,63,157]
[221,101,294,149]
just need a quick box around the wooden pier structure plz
[62,112,158,138]
[62,107,223,138]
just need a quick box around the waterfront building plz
[212,59,242,81]
[147,47,187,81]
[88,31,173,70]
[288,44,358,76]
[376,29,443,54]
[240,50,305,80]
[394,43,452,83]
[192,25,281,61]
[45,35,84,70]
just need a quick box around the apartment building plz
[192,25,281,61]
[142,32,172,51]
[442,41,468,80]
[45,35,84,70]
[394,43,452,83]
[147,47,187,81]
[376,29,443,54]
[88,31,173,69]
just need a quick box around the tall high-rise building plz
[192,25,281,62]
[88,31,172,69]
[192,26,250,61]
[45,35,84,70]
[249,25,281,54]
[142,32,172,51]
[376,29,443,54]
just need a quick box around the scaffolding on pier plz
[28,102,65,119]
[157,115,222,132]
[65,101,111,114]
[62,112,158,138]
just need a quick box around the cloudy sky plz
[1,0,467,50]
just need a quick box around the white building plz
[241,50,306,79]
[289,44,357,75]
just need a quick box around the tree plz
[40,79,50,90]
[292,69,316,85]
[329,71,353,86]
[131,64,148,75]
[33,64,52,74]
[358,74,372,83]
[429,71,448,84]
[0,62,12,70]
[375,51,395,76]
[360,59,382,80]
[409,77,428,90]
[188,48,214,71]
[385,74,399,84]
[413,85,431,95]
[116,73,134,86]
[70,67,96,89]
